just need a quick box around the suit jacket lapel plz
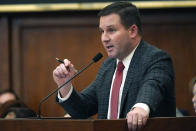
[100,59,116,118]
[120,40,145,115]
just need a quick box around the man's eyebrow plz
[98,25,115,31]
[106,25,115,28]
[99,25,115,30]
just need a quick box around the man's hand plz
[126,107,149,131]
[53,59,76,97]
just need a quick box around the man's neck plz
[118,36,141,61]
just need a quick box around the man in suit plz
[53,2,176,131]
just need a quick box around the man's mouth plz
[106,45,114,50]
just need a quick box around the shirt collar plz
[117,41,140,70]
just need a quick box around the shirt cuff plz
[132,103,150,114]
[57,85,73,103]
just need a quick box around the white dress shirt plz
[107,43,150,119]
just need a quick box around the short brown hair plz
[98,1,142,35]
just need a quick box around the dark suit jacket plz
[58,40,176,119]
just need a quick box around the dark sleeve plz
[56,75,99,118]
[57,59,110,119]
[135,51,175,113]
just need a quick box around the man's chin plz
[107,54,116,59]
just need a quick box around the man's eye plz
[108,28,116,32]
[99,29,104,34]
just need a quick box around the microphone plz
[37,53,103,118]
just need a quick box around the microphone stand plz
[37,60,95,119]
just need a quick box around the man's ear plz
[128,24,138,38]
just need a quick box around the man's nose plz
[102,32,110,43]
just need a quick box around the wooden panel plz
[11,14,107,117]
[0,17,10,92]
[1,117,196,131]
[0,119,94,131]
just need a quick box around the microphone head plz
[93,53,103,62]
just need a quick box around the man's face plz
[99,13,133,60]
[192,83,196,113]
